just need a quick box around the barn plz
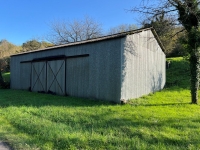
[10,27,166,103]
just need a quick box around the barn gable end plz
[120,29,166,101]
[10,27,165,103]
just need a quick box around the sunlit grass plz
[2,72,10,82]
[0,57,200,150]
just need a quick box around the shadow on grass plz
[0,86,192,108]
[0,89,114,108]
[0,89,199,149]
[4,106,200,149]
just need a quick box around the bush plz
[0,82,10,89]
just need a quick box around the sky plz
[0,0,143,46]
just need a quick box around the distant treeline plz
[0,39,53,72]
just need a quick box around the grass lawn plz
[2,72,10,83]
[1,57,200,150]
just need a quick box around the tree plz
[108,24,138,34]
[22,40,41,52]
[21,40,54,52]
[0,40,17,57]
[47,16,102,45]
[0,40,21,88]
[142,13,185,56]
[0,59,8,88]
[40,41,54,49]
[131,0,200,104]
[0,69,4,87]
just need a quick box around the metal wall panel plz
[121,30,166,100]
[11,38,122,102]
[20,63,31,90]
[87,40,122,102]
[11,55,31,89]
[66,57,89,97]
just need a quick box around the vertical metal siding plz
[88,40,122,102]
[20,63,31,90]
[11,54,33,89]
[10,38,122,102]
[121,30,166,100]
[66,57,89,97]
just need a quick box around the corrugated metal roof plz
[11,27,165,57]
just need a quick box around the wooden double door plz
[30,56,89,97]
[31,59,65,95]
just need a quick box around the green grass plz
[0,57,200,150]
[2,72,10,82]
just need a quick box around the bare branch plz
[47,17,102,45]
[171,28,186,37]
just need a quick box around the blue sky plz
[0,0,143,45]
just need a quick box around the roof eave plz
[150,28,166,53]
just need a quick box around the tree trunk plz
[189,54,200,104]
[0,71,5,87]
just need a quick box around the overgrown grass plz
[0,57,200,150]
